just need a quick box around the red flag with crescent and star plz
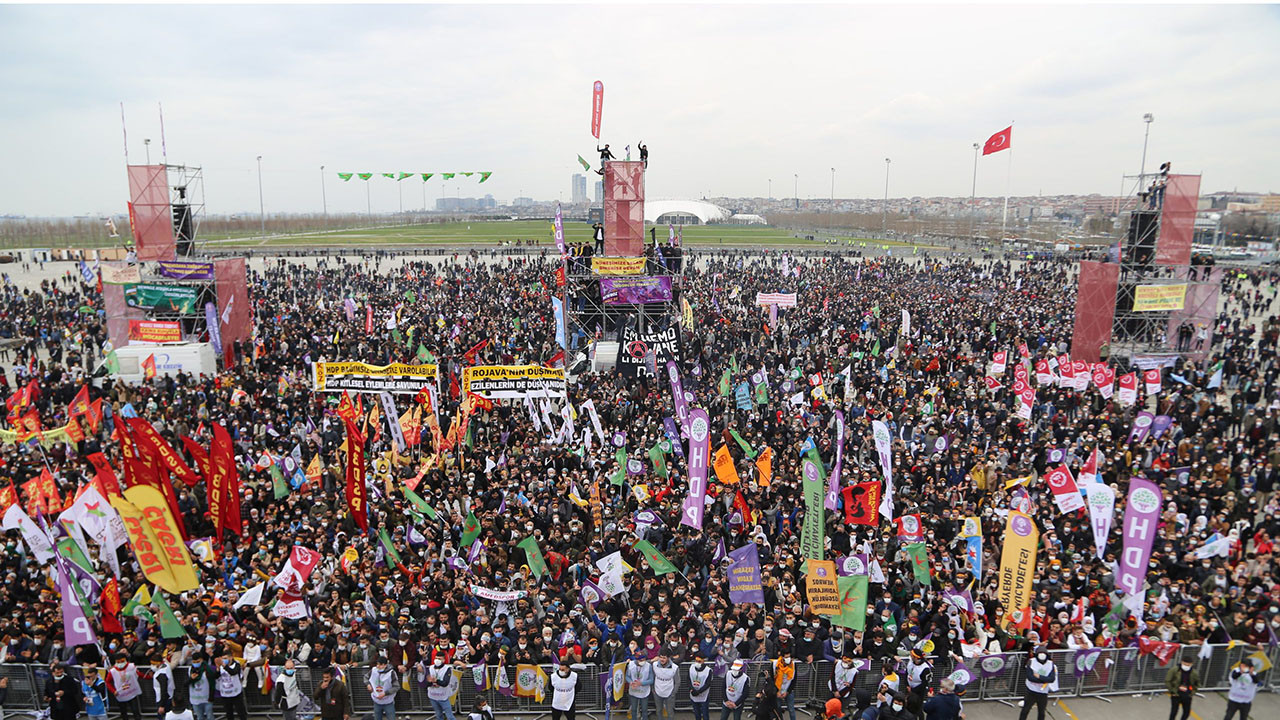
[983,126,1012,155]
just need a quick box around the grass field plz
[212,221,932,249]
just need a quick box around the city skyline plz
[2,5,1278,217]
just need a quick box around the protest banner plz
[462,365,567,399]
[314,361,439,395]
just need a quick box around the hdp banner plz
[590,257,647,275]
[841,481,880,526]
[1086,483,1115,560]
[666,361,691,433]
[1116,477,1162,597]
[872,420,894,520]
[831,575,868,630]
[800,458,825,560]
[997,511,1039,628]
[681,408,710,530]
[805,560,841,615]
[111,486,199,594]
[127,320,182,344]
[313,361,439,396]
[726,543,765,604]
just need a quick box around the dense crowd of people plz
[0,246,1278,720]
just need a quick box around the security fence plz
[2,644,1276,717]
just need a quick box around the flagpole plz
[1002,122,1013,240]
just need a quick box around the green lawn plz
[213,221,933,249]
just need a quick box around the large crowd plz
[0,245,1278,720]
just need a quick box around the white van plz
[112,342,218,384]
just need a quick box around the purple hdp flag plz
[468,538,484,565]
[1073,648,1103,678]
[726,543,765,604]
[1128,411,1155,443]
[58,564,96,647]
[580,578,606,609]
[711,538,726,564]
[1117,476,1162,597]
[826,410,845,512]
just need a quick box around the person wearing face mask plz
[1017,647,1057,720]
[108,654,144,720]
[550,660,587,720]
[626,653,654,720]
[468,698,493,720]
[188,651,217,720]
[687,652,713,720]
[719,659,751,720]
[151,653,174,720]
[81,665,109,720]
[1223,658,1262,720]
[366,655,399,720]
[772,649,797,720]
[315,666,352,720]
[651,650,680,720]
[903,648,933,713]
[828,651,857,715]
[215,649,248,720]
[1164,655,1199,720]
[425,655,458,720]
[45,664,83,720]
[271,659,303,720]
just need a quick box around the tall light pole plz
[1139,113,1154,182]
[793,173,798,211]
[829,167,835,230]
[256,155,265,237]
[768,178,772,200]
[882,158,891,233]
[320,165,328,228]
[971,142,979,240]
[144,139,151,165]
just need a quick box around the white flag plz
[234,583,265,610]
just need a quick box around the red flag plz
[895,513,924,541]
[67,385,91,417]
[209,423,243,541]
[1006,605,1033,631]
[982,126,1011,155]
[546,350,565,369]
[180,436,211,478]
[983,376,1003,391]
[841,481,881,526]
[0,482,16,515]
[85,398,104,432]
[100,577,123,634]
[463,339,489,365]
[365,305,373,334]
[142,353,157,381]
[555,266,566,288]
[925,357,940,372]
[127,417,200,487]
[86,453,121,497]
[343,419,368,531]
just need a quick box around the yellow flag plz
[997,511,1039,629]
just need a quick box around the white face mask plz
[434,659,443,668]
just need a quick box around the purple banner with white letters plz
[1128,411,1155,443]
[667,361,691,435]
[681,408,710,530]
[1116,477,1162,597]
[157,260,215,280]
[726,543,765,604]
[826,411,844,511]
[601,276,673,305]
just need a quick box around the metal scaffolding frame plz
[562,253,686,346]
[165,164,206,257]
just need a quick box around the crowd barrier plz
[1,644,1275,717]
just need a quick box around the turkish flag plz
[983,126,1012,155]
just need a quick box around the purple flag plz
[468,538,484,565]
[666,361,691,435]
[826,411,845,512]
[580,578,606,609]
[1150,415,1173,439]
[942,588,976,614]
[662,417,686,460]
[837,553,869,576]
[978,654,1009,678]
[554,203,566,256]
[1116,476,1162,597]
[205,301,222,354]
[711,538,726,564]
[1128,411,1155,443]
[635,510,664,528]
[611,431,627,448]
[681,408,710,530]
[58,564,96,647]
[1046,448,1066,464]
[343,298,356,322]
[726,543,765,604]
[947,659,976,687]
[1073,648,1103,677]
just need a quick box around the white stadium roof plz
[645,199,733,224]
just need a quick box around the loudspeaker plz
[173,203,194,256]
[1126,210,1159,267]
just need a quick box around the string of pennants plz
[336,172,492,183]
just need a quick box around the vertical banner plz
[1116,477,1162,597]
[205,301,222,355]
[379,392,407,452]
[1086,484,1115,560]
[590,80,603,138]
[805,560,841,614]
[554,203,566,256]
[344,419,368,531]
[681,409,709,530]
[726,543,765,604]
[666,361,691,434]
[800,458,825,560]
[997,511,1039,628]
[905,542,931,586]
[872,420,894,520]
[826,410,844,511]
[551,296,568,351]
[211,423,243,540]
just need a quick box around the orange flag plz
[755,446,773,487]
[713,444,740,485]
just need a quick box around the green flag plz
[648,444,668,479]
[577,155,592,172]
[105,350,120,374]
[633,538,678,576]
[417,344,431,363]
[398,172,413,180]
[269,463,289,500]
[730,354,739,374]
[871,340,881,357]
[338,172,354,182]
[719,369,732,397]
[152,591,187,639]
[378,527,403,566]
[905,543,931,586]
[403,486,438,521]
[517,536,547,579]
[615,447,627,468]
[56,539,97,619]
[804,446,827,481]
[609,467,625,487]
[122,585,155,623]
[752,382,768,405]
[800,458,825,561]
[381,173,397,179]
[478,172,492,183]
[405,290,417,303]
[421,173,434,182]
[728,429,757,459]
[392,328,403,347]
[831,575,868,630]
[461,511,482,547]
[442,173,456,180]
[461,172,474,177]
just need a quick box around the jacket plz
[315,678,352,720]
[1165,665,1200,696]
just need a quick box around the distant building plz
[513,197,534,207]
[571,174,587,204]
[436,196,497,211]
[1262,195,1280,213]
[594,181,603,203]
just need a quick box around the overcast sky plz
[2,4,1278,217]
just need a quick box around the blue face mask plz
[284,669,296,676]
